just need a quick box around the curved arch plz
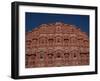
[63,35,69,45]
[32,38,38,44]
[69,50,80,65]
[55,36,63,44]
[39,36,47,45]
[47,35,54,45]
[55,25,62,33]
[54,49,64,59]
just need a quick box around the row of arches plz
[32,23,81,35]
[26,51,89,60]
[26,35,89,47]
[25,50,89,68]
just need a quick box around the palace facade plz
[25,22,89,68]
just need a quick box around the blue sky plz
[25,12,89,35]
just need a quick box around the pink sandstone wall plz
[25,22,89,68]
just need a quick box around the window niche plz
[48,38,54,44]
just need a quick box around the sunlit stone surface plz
[25,22,89,68]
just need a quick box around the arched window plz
[70,50,79,60]
[64,53,69,58]
[80,52,89,60]
[73,53,77,58]
[56,36,62,44]
[31,54,36,59]
[56,26,61,32]
[56,53,61,58]
[78,37,84,43]
[55,50,63,60]
[70,36,77,43]
[25,54,37,67]
[80,52,89,65]
[32,38,38,44]
[48,38,54,44]
[47,53,54,59]
[64,38,69,43]
[39,37,47,45]
[26,40,32,45]
[38,51,45,60]
[84,39,89,47]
